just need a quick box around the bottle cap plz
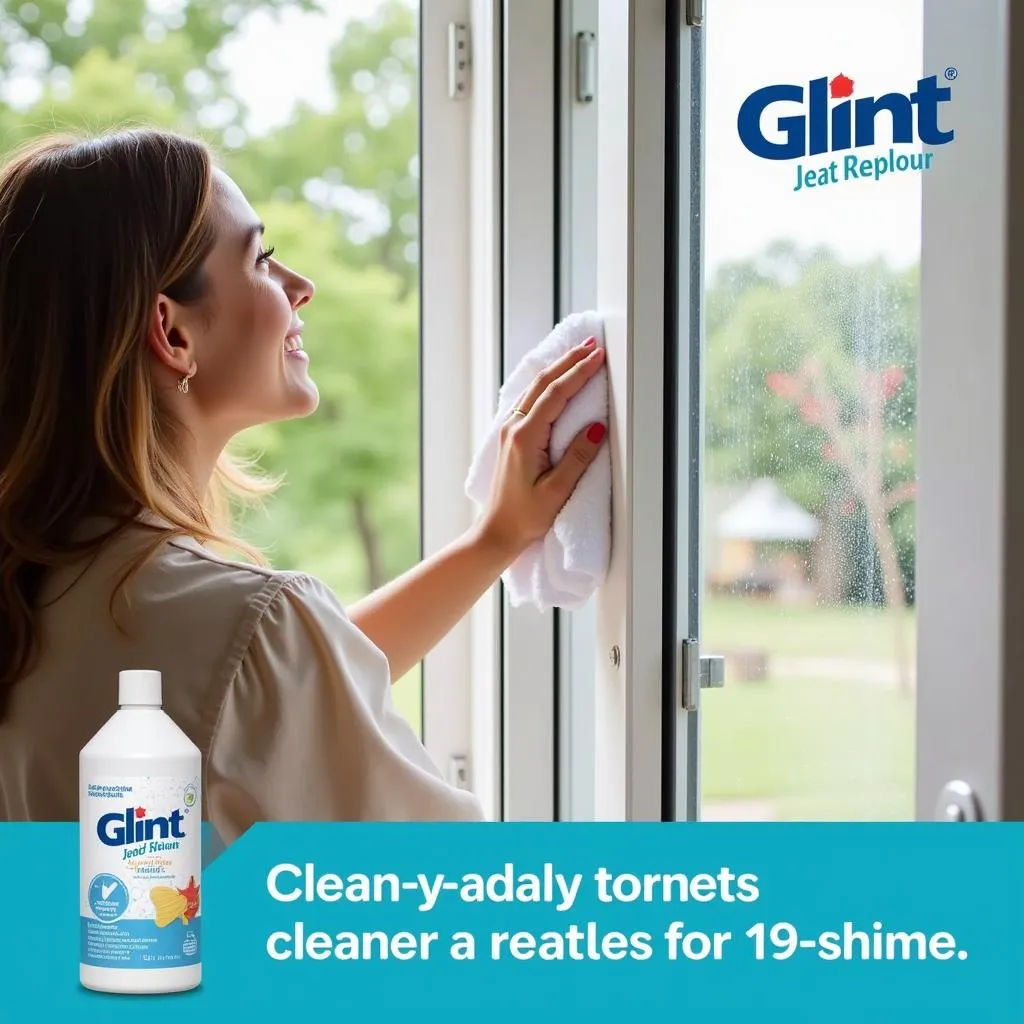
[118,669,162,707]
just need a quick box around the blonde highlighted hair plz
[0,127,275,719]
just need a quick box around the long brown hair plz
[0,127,270,719]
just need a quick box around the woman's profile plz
[0,128,607,840]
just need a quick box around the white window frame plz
[591,0,675,821]
[497,0,560,821]
[420,0,479,790]
[467,0,503,821]
[557,0,600,821]
[422,0,564,821]
[465,0,623,821]
[462,0,610,821]
[669,4,705,823]
[917,0,1024,820]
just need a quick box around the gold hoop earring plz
[178,374,191,395]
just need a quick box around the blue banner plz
[3,823,1020,1020]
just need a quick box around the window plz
[699,0,922,821]
[586,0,1024,823]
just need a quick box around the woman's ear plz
[146,295,195,377]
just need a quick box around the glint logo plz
[737,71,957,191]
[97,805,187,847]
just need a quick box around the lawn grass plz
[702,594,916,661]
[700,595,916,820]
[701,674,914,820]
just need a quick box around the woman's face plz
[157,170,318,437]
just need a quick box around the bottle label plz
[80,775,201,970]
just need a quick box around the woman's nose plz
[288,269,315,309]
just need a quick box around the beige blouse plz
[0,521,485,839]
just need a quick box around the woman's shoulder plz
[85,525,360,695]
[150,530,331,613]
[73,518,337,634]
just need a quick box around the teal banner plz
[4,823,1020,1020]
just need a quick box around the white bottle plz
[79,669,202,994]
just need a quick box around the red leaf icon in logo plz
[135,806,146,818]
[177,877,201,923]
[830,73,854,99]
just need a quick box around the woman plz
[0,128,607,840]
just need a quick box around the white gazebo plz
[710,478,820,597]
[717,478,820,543]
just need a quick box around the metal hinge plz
[680,639,725,711]
[686,0,704,28]
[447,22,470,99]
[449,754,470,789]
[575,31,596,104]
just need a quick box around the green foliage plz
[8,47,181,142]
[707,283,841,509]
[2,0,322,123]
[223,0,418,290]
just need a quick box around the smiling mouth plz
[284,334,304,354]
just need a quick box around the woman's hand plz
[476,336,608,561]
[348,337,607,677]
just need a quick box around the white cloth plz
[465,310,611,611]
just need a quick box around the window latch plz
[681,639,725,711]
[449,754,470,789]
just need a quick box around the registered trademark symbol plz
[944,66,958,81]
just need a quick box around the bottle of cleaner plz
[80,669,202,994]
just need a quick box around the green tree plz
[3,0,320,131]
[707,244,917,531]
[224,0,419,293]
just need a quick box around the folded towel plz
[465,310,611,612]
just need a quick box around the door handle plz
[681,640,725,711]
[935,780,983,821]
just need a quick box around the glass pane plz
[0,0,422,736]
[701,0,924,819]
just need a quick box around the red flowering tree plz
[766,356,916,692]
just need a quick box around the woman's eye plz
[256,245,276,265]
